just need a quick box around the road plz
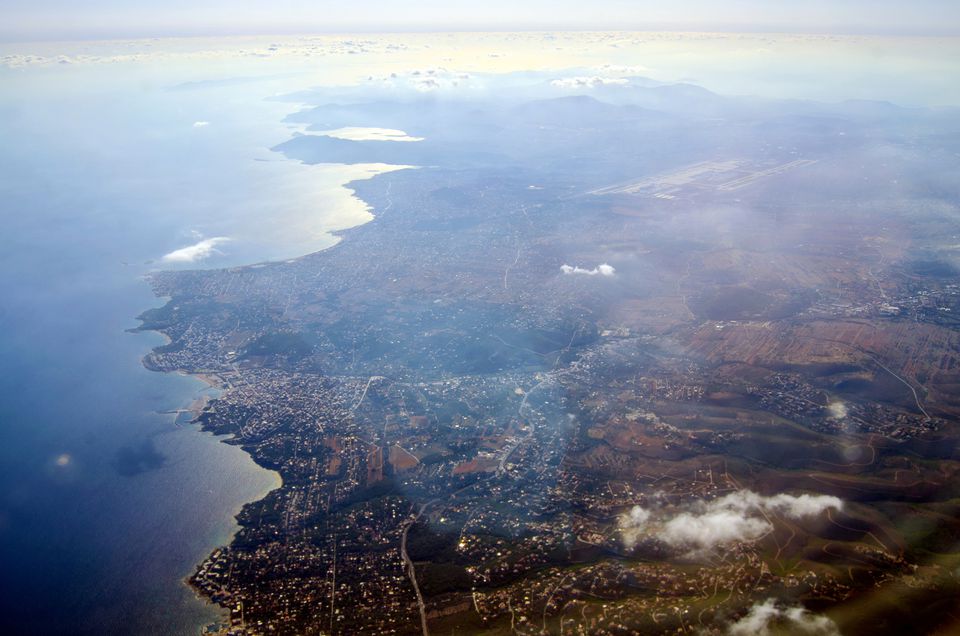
[401,499,437,636]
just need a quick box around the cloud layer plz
[162,237,230,263]
[620,490,842,552]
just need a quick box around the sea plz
[0,33,957,635]
[0,47,404,634]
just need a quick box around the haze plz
[2,0,959,41]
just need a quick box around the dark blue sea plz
[0,57,381,634]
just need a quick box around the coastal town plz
[136,86,960,635]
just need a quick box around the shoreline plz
[133,161,404,633]
[178,409,284,635]
[172,365,286,634]
[128,320,285,633]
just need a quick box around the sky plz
[2,0,959,42]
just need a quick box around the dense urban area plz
[138,79,960,635]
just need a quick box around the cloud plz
[728,599,841,636]
[660,509,771,551]
[762,493,844,518]
[561,263,615,276]
[192,121,210,128]
[0,36,412,69]
[619,505,651,549]
[364,68,475,93]
[827,401,847,419]
[707,490,844,520]
[550,76,629,89]
[161,237,230,263]
[619,490,842,552]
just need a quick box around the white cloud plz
[728,599,841,636]
[707,490,844,521]
[363,67,476,93]
[661,509,771,551]
[619,490,842,552]
[161,237,230,263]
[827,401,847,419]
[619,505,651,549]
[550,76,629,89]
[192,121,210,128]
[763,493,844,518]
[561,263,616,276]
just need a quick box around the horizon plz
[2,0,959,42]
[4,30,959,109]
[5,27,960,46]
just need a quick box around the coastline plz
[5,31,958,635]
[161,363,286,634]
[133,163,406,633]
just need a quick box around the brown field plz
[452,457,498,475]
[388,443,420,470]
[689,319,960,373]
